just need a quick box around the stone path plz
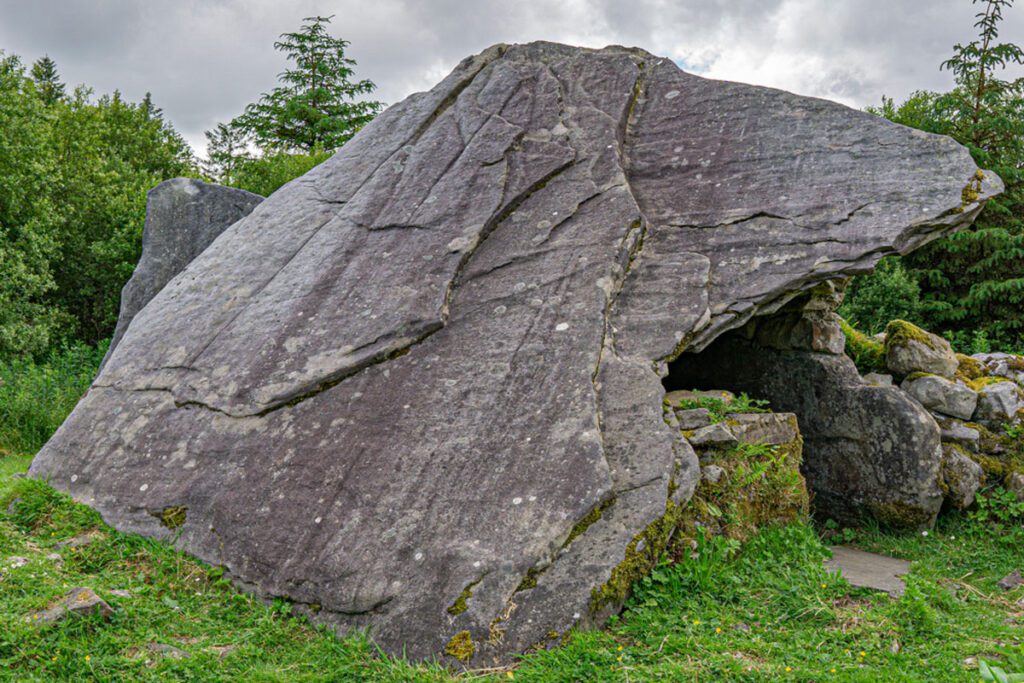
[824,546,911,597]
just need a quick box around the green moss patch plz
[444,630,474,662]
[884,319,940,352]
[839,318,886,373]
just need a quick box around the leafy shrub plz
[839,256,924,336]
[0,341,105,455]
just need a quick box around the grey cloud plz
[0,0,1020,154]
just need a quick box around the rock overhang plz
[30,41,1000,665]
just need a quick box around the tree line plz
[841,0,1024,352]
[0,7,1021,366]
[0,16,378,360]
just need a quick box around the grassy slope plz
[1,348,1023,681]
[3,454,1023,682]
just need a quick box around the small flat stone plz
[109,589,133,598]
[726,412,799,446]
[674,407,711,430]
[900,374,978,420]
[6,556,29,568]
[701,465,726,485]
[54,531,100,550]
[688,423,738,449]
[147,642,191,659]
[28,587,114,626]
[862,372,893,387]
[997,570,1023,592]
[824,546,911,597]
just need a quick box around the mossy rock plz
[884,320,939,351]
[956,353,987,381]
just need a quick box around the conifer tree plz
[235,15,382,153]
[853,0,1024,350]
[30,55,65,105]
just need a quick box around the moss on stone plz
[589,424,809,616]
[444,631,474,662]
[884,319,940,353]
[966,375,1015,392]
[515,567,541,592]
[564,497,615,548]
[838,318,886,373]
[151,506,187,530]
[446,580,480,615]
[590,497,687,615]
[868,500,935,530]
[956,353,987,381]
[904,371,936,382]
[960,169,985,208]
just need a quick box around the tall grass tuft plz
[0,342,106,456]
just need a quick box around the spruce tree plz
[236,15,382,153]
[854,0,1024,350]
[203,122,251,186]
[30,55,65,105]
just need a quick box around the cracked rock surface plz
[30,42,998,664]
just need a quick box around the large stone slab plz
[824,547,910,598]
[31,42,997,664]
[101,178,263,368]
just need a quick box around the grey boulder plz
[939,444,983,510]
[101,178,263,368]
[30,42,997,664]
[900,374,978,420]
[885,324,959,379]
[935,417,981,452]
[973,380,1024,425]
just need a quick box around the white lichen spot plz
[70,474,78,483]
[314,517,322,524]
[139,483,149,492]
[512,497,523,505]
[473,561,481,568]
[414,552,424,561]
[664,90,680,99]
[555,322,570,332]
[494,305,507,315]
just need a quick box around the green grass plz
[2,346,1023,681]
[4,458,1023,681]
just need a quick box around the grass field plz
[1,347,1023,681]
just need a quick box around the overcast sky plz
[1,0,1021,156]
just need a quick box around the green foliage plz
[202,121,250,187]
[0,470,449,681]
[0,53,65,358]
[234,15,382,154]
[231,147,334,197]
[203,16,380,197]
[0,341,105,456]
[970,486,1024,530]
[0,51,196,357]
[839,318,888,373]
[44,86,195,344]
[670,391,769,423]
[980,658,1024,682]
[853,0,1024,351]
[839,256,924,335]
